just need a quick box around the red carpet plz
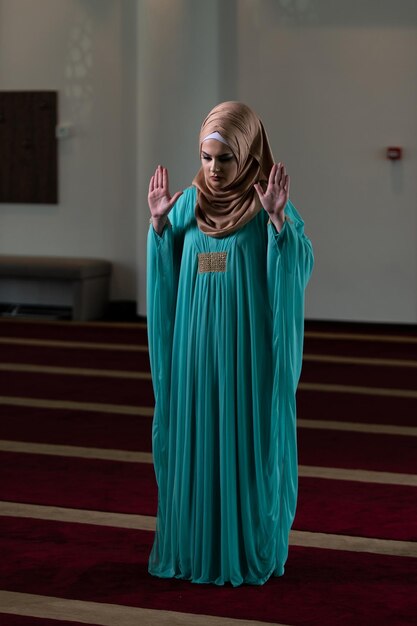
[298,429,416,473]
[304,335,417,360]
[1,450,415,540]
[301,360,417,388]
[0,319,148,344]
[0,452,157,516]
[1,409,415,472]
[0,406,153,451]
[0,341,151,370]
[0,318,416,625]
[0,517,416,626]
[297,390,417,425]
[295,478,417,541]
[0,370,153,406]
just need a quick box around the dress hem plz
[148,565,285,587]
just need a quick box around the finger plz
[285,174,290,196]
[254,183,264,199]
[280,164,287,187]
[269,164,278,188]
[148,175,155,194]
[268,163,281,185]
[276,163,286,187]
[162,167,168,192]
[273,162,282,184]
[156,165,162,188]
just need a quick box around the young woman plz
[147,101,313,586]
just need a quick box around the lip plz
[210,175,222,180]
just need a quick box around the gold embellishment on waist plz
[198,252,227,273]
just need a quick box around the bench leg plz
[72,277,110,321]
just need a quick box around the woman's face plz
[201,139,238,189]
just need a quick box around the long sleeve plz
[268,200,314,391]
[266,200,314,573]
[146,188,194,506]
[147,224,176,457]
[147,224,179,518]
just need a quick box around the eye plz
[202,155,211,161]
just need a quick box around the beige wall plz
[1,0,416,322]
[236,0,417,323]
[136,0,222,314]
[0,0,138,300]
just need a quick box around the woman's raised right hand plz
[148,166,183,232]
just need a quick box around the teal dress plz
[147,186,313,586]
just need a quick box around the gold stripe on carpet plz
[0,319,147,329]
[0,502,416,558]
[2,334,416,351]
[2,439,127,461]
[2,390,417,421]
[1,441,416,487]
[0,501,156,530]
[297,419,417,437]
[0,363,151,380]
[0,591,287,626]
[290,530,417,557]
[0,337,147,352]
[0,440,153,463]
[305,331,417,344]
[1,319,410,341]
[3,436,417,485]
[3,353,417,372]
[0,396,152,416]
[303,354,417,368]
[298,465,417,487]
[299,382,417,398]
[1,331,416,353]
[3,358,417,378]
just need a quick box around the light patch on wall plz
[242,0,317,31]
[64,11,94,124]
[270,0,316,26]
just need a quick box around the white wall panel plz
[237,0,417,322]
[1,0,416,322]
[0,0,137,300]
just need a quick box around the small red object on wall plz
[386,147,402,160]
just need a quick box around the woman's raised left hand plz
[254,162,290,232]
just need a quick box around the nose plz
[210,159,220,172]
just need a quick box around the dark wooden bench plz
[0,255,112,320]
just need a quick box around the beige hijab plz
[193,101,274,238]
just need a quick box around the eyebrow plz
[201,150,234,157]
